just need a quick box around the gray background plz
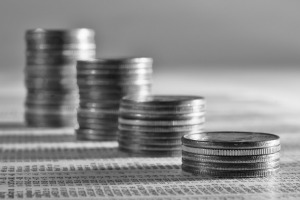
[0,0,299,115]
[0,0,299,71]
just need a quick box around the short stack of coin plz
[76,58,153,141]
[24,29,96,127]
[118,95,206,156]
[182,132,280,177]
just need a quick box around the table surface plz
[0,69,300,199]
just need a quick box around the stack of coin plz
[182,131,280,177]
[25,29,96,127]
[118,95,206,156]
[76,57,153,141]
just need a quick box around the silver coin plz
[77,57,153,69]
[182,151,281,163]
[77,84,151,92]
[79,102,120,110]
[77,72,152,79]
[26,92,78,101]
[119,146,182,157]
[182,159,280,170]
[25,77,77,89]
[77,111,118,120]
[118,130,202,139]
[182,132,280,149]
[78,108,119,115]
[119,112,205,120]
[78,121,117,130]
[182,145,281,156]
[118,124,204,133]
[77,68,152,75]
[25,108,76,115]
[77,78,151,86]
[181,165,280,177]
[26,29,96,50]
[119,117,205,126]
[26,49,95,65]
[119,104,205,114]
[118,141,182,151]
[121,95,205,107]
[118,136,181,146]
[76,129,117,136]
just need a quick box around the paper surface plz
[0,94,300,199]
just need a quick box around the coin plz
[77,57,153,69]
[26,28,96,50]
[118,124,204,132]
[118,130,202,139]
[121,95,205,107]
[181,165,280,177]
[119,117,205,126]
[118,135,182,146]
[119,146,182,157]
[119,112,205,120]
[76,129,117,136]
[182,151,281,163]
[118,141,182,151]
[120,104,205,114]
[77,68,152,75]
[182,145,281,156]
[182,132,280,149]
[182,159,280,170]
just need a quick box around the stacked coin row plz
[182,132,280,177]
[25,29,96,127]
[76,58,153,141]
[118,95,206,156]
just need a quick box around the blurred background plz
[0,0,299,121]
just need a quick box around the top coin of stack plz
[76,57,153,141]
[24,29,96,127]
[182,131,280,178]
[118,95,206,156]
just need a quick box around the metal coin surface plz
[182,159,280,170]
[118,136,181,146]
[26,28,96,50]
[77,57,153,69]
[118,141,182,151]
[118,124,204,133]
[121,95,205,107]
[118,130,203,139]
[182,145,281,156]
[181,165,280,177]
[182,151,281,163]
[182,132,280,149]
[119,112,205,120]
[118,117,205,126]
[119,146,182,157]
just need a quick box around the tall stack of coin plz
[182,132,280,177]
[25,29,96,127]
[118,95,205,156]
[76,57,153,141]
